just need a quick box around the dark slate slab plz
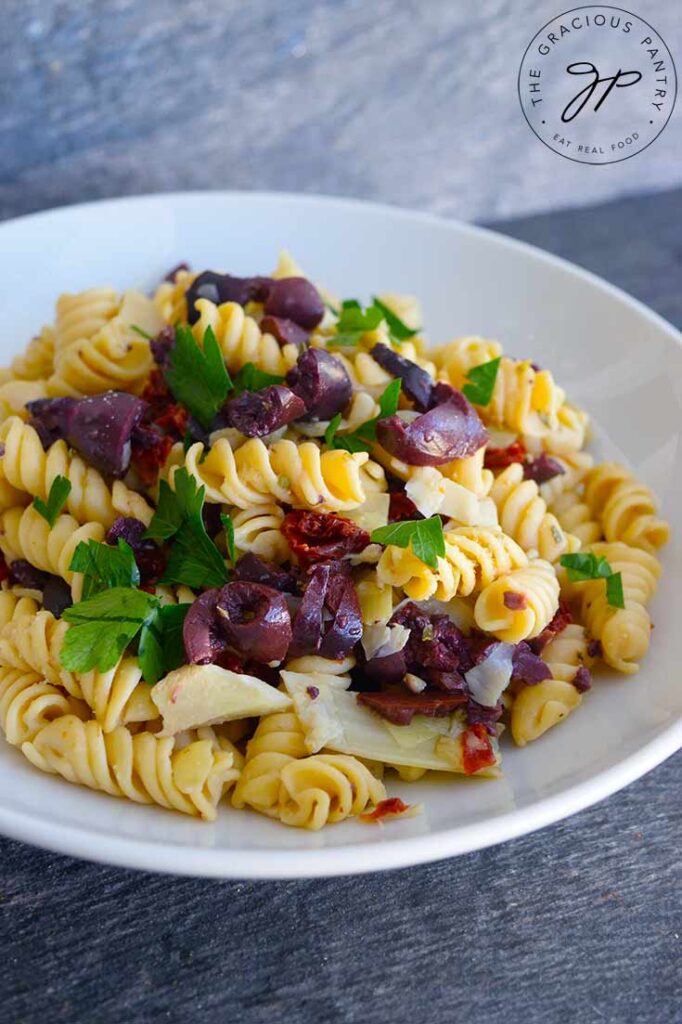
[1,188,681,1024]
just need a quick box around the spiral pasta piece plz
[550,489,602,546]
[539,451,594,505]
[0,609,79,697]
[153,268,196,324]
[566,542,660,674]
[230,504,290,562]
[55,288,119,352]
[48,326,152,397]
[0,417,120,527]
[490,463,580,561]
[23,716,238,820]
[0,591,40,629]
[526,403,589,456]
[377,526,528,602]
[231,711,308,817]
[0,666,85,746]
[0,505,105,596]
[511,680,582,747]
[173,436,380,512]
[474,559,559,642]
[440,447,493,498]
[76,656,158,733]
[10,325,55,381]
[582,463,669,553]
[192,299,298,376]
[278,753,386,830]
[0,379,48,422]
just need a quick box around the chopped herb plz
[182,431,193,454]
[138,603,191,684]
[161,523,229,589]
[32,475,72,528]
[69,539,140,599]
[144,472,204,542]
[325,380,401,453]
[221,513,236,566]
[371,297,419,342]
[232,362,285,396]
[60,587,160,673]
[164,324,232,430]
[130,324,153,340]
[371,515,445,570]
[462,357,501,407]
[560,552,625,609]
[332,300,385,346]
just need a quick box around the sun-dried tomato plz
[461,723,496,775]
[360,797,414,823]
[131,428,173,487]
[528,600,573,654]
[155,403,189,441]
[388,491,423,523]
[281,510,369,566]
[140,369,172,417]
[484,441,526,469]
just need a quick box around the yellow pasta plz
[232,711,308,817]
[490,463,580,562]
[0,666,85,746]
[10,325,55,381]
[474,559,559,642]
[230,504,290,563]
[582,463,669,553]
[192,298,298,376]
[0,609,78,696]
[0,505,105,596]
[278,754,386,830]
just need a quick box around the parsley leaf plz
[221,513,236,567]
[332,300,385,346]
[606,572,625,610]
[232,363,285,395]
[560,552,624,609]
[138,603,191,685]
[371,515,445,570]
[462,357,501,406]
[325,380,401,454]
[144,472,204,542]
[164,324,232,430]
[69,539,140,599]
[60,587,160,673]
[161,522,229,589]
[32,476,72,528]
[371,297,419,342]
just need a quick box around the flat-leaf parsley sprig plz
[33,476,72,527]
[331,298,420,348]
[371,516,445,570]
[325,379,401,454]
[164,324,232,430]
[560,552,625,609]
[462,357,501,407]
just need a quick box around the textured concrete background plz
[1,0,680,223]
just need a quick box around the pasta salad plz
[0,252,669,830]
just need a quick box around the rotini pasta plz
[278,753,386,830]
[0,666,85,746]
[0,505,105,596]
[582,463,670,552]
[10,325,55,381]
[490,463,580,562]
[192,299,298,376]
[474,559,559,642]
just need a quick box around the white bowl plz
[0,192,679,878]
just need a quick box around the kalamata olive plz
[26,397,76,449]
[511,642,552,684]
[29,392,148,477]
[185,272,273,324]
[216,582,292,664]
[183,589,227,665]
[363,649,407,687]
[163,262,189,283]
[234,553,298,593]
[150,325,175,367]
[224,385,306,437]
[286,348,352,422]
[289,562,362,660]
[376,390,488,466]
[42,576,73,618]
[357,690,467,726]
[263,277,324,330]
[106,517,147,549]
[8,560,49,590]
[370,343,433,411]
[260,316,310,348]
[523,452,565,485]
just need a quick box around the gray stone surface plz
[0,188,680,1024]
[1,0,681,224]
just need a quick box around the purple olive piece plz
[376,390,488,466]
[224,385,306,438]
[260,316,310,348]
[319,573,363,659]
[185,272,273,324]
[106,517,147,549]
[524,453,566,485]
[289,564,330,658]
[26,397,76,449]
[150,325,175,367]
[234,553,298,594]
[289,562,362,660]
[263,277,324,331]
[183,589,228,665]
[8,560,49,590]
[42,576,73,618]
[370,343,433,412]
[467,699,503,735]
[572,665,592,692]
[163,262,189,283]
[28,392,148,477]
[364,649,407,687]
[216,582,292,664]
[286,348,352,422]
[511,641,552,684]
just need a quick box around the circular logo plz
[518,6,677,164]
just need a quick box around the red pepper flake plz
[461,723,496,775]
[282,509,369,566]
[360,797,417,823]
[0,552,10,584]
[503,590,528,611]
[306,685,320,700]
[484,441,526,469]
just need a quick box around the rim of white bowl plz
[0,190,680,879]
